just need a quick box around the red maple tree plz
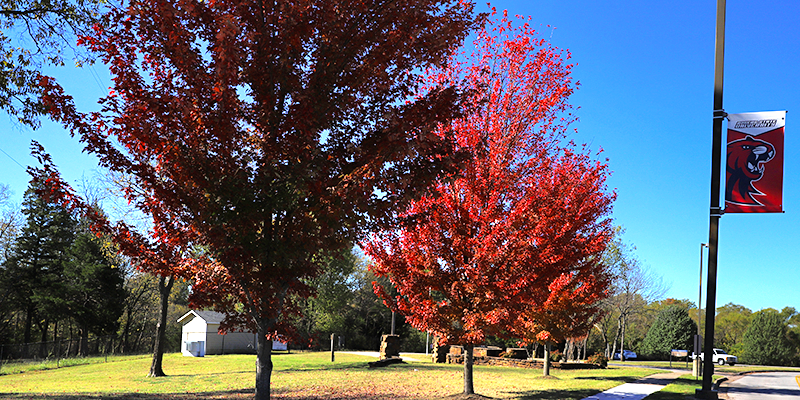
[511,267,610,375]
[364,11,615,395]
[36,0,482,398]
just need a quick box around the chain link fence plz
[0,335,156,366]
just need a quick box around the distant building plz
[177,310,287,357]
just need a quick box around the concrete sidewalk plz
[580,371,683,400]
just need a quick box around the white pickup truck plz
[695,348,737,366]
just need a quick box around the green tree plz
[640,305,696,360]
[295,247,361,341]
[714,303,752,355]
[2,180,75,346]
[63,222,126,355]
[293,248,420,352]
[781,307,800,365]
[342,265,404,350]
[740,309,794,366]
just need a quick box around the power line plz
[0,145,27,171]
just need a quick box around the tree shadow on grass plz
[275,361,376,373]
[0,390,253,399]
[572,375,641,382]
[163,370,253,377]
[277,360,462,374]
[570,371,649,383]
[0,389,465,400]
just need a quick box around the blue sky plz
[1,0,798,313]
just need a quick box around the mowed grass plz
[643,374,723,400]
[612,360,800,375]
[0,351,657,399]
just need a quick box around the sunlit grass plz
[716,364,800,374]
[610,360,800,374]
[0,351,659,399]
[0,354,147,375]
[643,374,723,400]
[610,360,694,370]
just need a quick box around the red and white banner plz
[725,111,785,213]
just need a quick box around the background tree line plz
[2,181,798,367]
[584,232,800,366]
[0,181,424,357]
[0,180,189,357]
[585,299,800,367]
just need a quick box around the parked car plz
[612,350,637,360]
[694,348,737,366]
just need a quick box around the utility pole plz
[697,0,726,398]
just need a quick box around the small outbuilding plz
[177,310,287,357]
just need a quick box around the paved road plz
[723,371,800,400]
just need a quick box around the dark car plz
[612,350,637,360]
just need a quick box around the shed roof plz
[177,310,227,325]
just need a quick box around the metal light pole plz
[698,243,708,336]
[694,243,709,379]
[697,0,726,398]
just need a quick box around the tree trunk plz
[594,323,609,358]
[619,314,627,362]
[79,325,89,356]
[543,341,551,376]
[255,323,273,400]
[566,339,574,362]
[463,344,475,395]
[611,316,622,359]
[39,319,49,358]
[121,306,133,353]
[148,275,174,377]
[582,334,590,360]
[53,320,59,359]
[23,304,34,355]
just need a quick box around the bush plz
[587,353,608,368]
[549,349,563,362]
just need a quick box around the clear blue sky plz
[1,0,798,313]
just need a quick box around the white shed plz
[177,310,287,357]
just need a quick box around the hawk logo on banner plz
[725,111,786,213]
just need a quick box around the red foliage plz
[35,0,482,398]
[512,268,609,347]
[365,9,614,353]
[30,142,192,281]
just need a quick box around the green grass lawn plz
[611,360,800,374]
[610,360,693,370]
[0,352,658,399]
[715,364,800,374]
[642,374,724,400]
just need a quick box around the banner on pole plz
[725,111,786,213]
